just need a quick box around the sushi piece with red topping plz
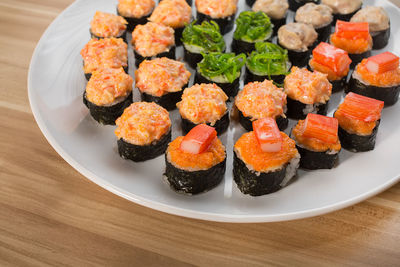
[90,11,128,41]
[117,0,155,31]
[195,0,237,34]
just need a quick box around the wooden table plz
[1,0,400,265]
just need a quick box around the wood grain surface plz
[1,0,400,266]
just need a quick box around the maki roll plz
[321,0,362,23]
[115,102,171,162]
[164,124,226,195]
[117,0,155,31]
[291,113,341,170]
[351,6,390,50]
[195,0,237,34]
[148,0,192,45]
[195,52,246,98]
[334,92,384,152]
[83,68,133,125]
[252,0,289,35]
[235,80,288,131]
[181,21,226,68]
[330,20,372,67]
[295,3,333,42]
[288,0,320,12]
[131,22,175,67]
[89,11,128,41]
[348,52,400,106]
[233,118,300,196]
[278,23,318,67]
[309,42,352,92]
[245,42,291,85]
[177,83,229,135]
[284,67,332,120]
[135,57,191,110]
[231,11,273,54]
[80,37,128,80]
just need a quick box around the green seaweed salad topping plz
[182,21,226,53]
[246,42,290,76]
[234,11,273,43]
[198,53,246,83]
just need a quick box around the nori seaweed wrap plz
[90,30,127,43]
[286,97,328,120]
[321,0,362,24]
[289,0,320,11]
[295,145,339,169]
[140,89,184,111]
[196,12,235,34]
[337,123,380,152]
[238,110,288,132]
[181,112,230,135]
[246,0,255,6]
[133,47,176,67]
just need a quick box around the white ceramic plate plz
[28,0,400,222]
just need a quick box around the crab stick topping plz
[354,57,400,87]
[302,114,338,144]
[365,52,399,74]
[335,21,370,40]
[253,118,283,153]
[180,124,217,154]
[149,0,191,29]
[117,0,155,18]
[196,0,238,19]
[311,42,351,78]
[90,11,127,38]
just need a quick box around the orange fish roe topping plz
[86,68,133,106]
[234,132,299,172]
[132,22,175,57]
[115,102,171,146]
[149,0,192,29]
[292,120,341,152]
[117,0,155,18]
[235,80,287,120]
[309,58,347,81]
[335,112,377,136]
[177,83,228,125]
[196,0,237,18]
[90,11,127,38]
[167,136,226,171]
[80,38,127,74]
[355,59,400,87]
[330,33,372,54]
[284,67,332,104]
[135,58,191,97]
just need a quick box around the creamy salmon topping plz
[177,83,228,125]
[321,0,361,15]
[136,57,191,97]
[295,3,333,28]
[117,0,155,18]
[252,0,288,20]
[235,80,287,120]
[86,68,133,106]
[90,11,127,38]
[278,23,318,52]
[284,67,332,104]
[167,136,226,171]
[80,38,127,74]
[351,6,390,32]
[115,102,171,145]
[132,22,175,57]
[235,131,299,172]
[335,111,377,136]
[354,59,400,87]
[196,0,237,18]
[149,0,192,29]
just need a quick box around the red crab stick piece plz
[302,114,339,144]
[365,52,399,74]
[253,118,283,152]
[313,42,351,74]
[180,124,217,154]
[335,20,370,40]
[339,93,384,122]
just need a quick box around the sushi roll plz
[252,0,289,35]
[235,80,288,131]
[195,0,237,34]
[135,57,191,110]
[181,21,226,68]
[177,83,229,135]
[295,3,333,42]
[245,42,291,85]
[321,0,362,23]
[348,52,400,106]
[231,11,273,54]
[83,68,133,125]
[80,37,128,80]
[351,6,390,50]
[164,124,226,195]
[131,22,175,67]
[195,52,246,98]
[89,11,128,41]
[278,23,318,67]
[309,42,352,92]
[334,92,384,152]
[115,102,171,162]
[233,118,300,196]
[330,20,372,67]
[148,0,192,45]
[291,113,341,170]
[117,0,155,31]
[288,0,320,12]
[284,67,332,120]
